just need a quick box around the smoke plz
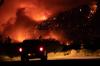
[0,0,95,42]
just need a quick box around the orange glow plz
[24,7,51,23]
[32,14,48,22]
[90,1,97,14]
[5,26,69,43]
[9,27,34,42]
[15,32,27,42]
[44,32,60,40]
[49,32,59,40]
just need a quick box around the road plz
[0,49,100,61]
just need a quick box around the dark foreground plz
[0,59,100,65]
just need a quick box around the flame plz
[90,1,97,14]
[32,14,48,22]
[24,7,52,23]
[15,32,27,42]
[9,27,33,42]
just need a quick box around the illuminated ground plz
[0,49,100,61]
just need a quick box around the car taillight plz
[19,47,23,52]
[39,47,44,52]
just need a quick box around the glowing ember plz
[90,1,97,14]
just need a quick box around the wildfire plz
[43,31,67,43]
[24,7,52,23]
[32,14,48,22]
[90,1,97,14]
[15,31,28,42]
[8,27,34,42]
[87,1,97,19]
